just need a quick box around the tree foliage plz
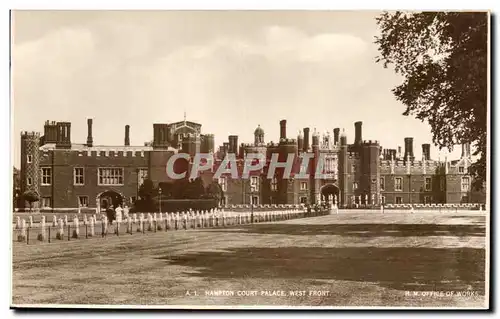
[22,190,39,211]
[138,179,155,200]
[375,12,488,189]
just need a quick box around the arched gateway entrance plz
[320,184,340,204]
[96,190,123,213]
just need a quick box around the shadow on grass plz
[212,223,486,237]
[158,246,485,293]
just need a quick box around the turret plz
[340,129,347,146]
[20,132,41,209]
[333,128,340,145]
[254,125,265,145]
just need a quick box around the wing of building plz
[18,118,485,211]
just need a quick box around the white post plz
[147,213,153,231]
[57,218,64,239]
[64,215,68,226]
[103,216,108,234]
[29,215,34,228]
[18,219,27,242]
[89,217,95,237]
[138,214,144,232]
[73,216,79,238]
[39,216,46,241]
[16,216,21,229]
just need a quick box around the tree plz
[205,181,223,201]
[136,179,155,212]
[188,177,206,199]
[22,190,39,211]
[375,12,488,189]
[138,179,155,200]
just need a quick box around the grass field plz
[11,211,487,308]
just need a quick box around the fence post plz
[73,216,79,238]
[48,226,51,243]
[39,216,46,241]
[89,217,95,237]
[27,227,30,244]
[68,224,71,241]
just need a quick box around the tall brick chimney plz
[125,125,130,146]
[86,118,93,147]
[404,137,414,161]
[461,142,471,158]
[280,120,287,140]
[228,135,238,154]
[354,121,362,144]
[303,127,310,152]
[333,128,340,145]
[422,144,431,161]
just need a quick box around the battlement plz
[44,120,57,126]
[267,141,278,147]
[241,143,255,148]
[279,138,297,145]
[21,131,41,138]
[361,140,379,146]
[380,159,441,169]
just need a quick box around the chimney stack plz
[422,144,431,161]
[297,131,304,151]
[404,137,414,161]
[397,146,402,159]
[333,128,340,145]
[303,127,310,152]
[461,142,471,158]
[228,135,238,154]
[124,125,130,146]
[354,121,362,144]
[86,119,93,147]
[279,120,287,140]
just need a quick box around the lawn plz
[11,211,487,308]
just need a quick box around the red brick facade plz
[18,118,486,210]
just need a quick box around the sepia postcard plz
[10,10,490,309]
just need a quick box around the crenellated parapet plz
[279,138,297,145]
[361,139,380,146]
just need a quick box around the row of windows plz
[40,196,89,208]
[217,177,309,192]
[34,167,148,186]
[215,176,471,193]
[32,167,471,194]
[378,177,470,192]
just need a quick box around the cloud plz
[160,26,368,65]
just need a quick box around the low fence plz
[12,207,330,245]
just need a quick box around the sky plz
[11,10,463,167]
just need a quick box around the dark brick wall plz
[37,149,179,208]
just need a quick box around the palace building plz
[18,117,484,211]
